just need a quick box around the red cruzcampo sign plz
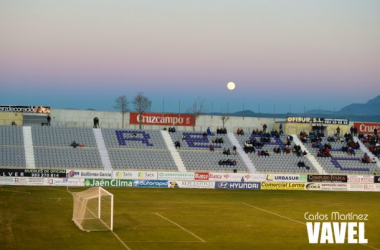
[353,122,380,135]
[130,112,196,126]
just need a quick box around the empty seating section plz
[234,133,318,173]
[102,129,176,170]
[34,148,102,168]
[32,127,97,147]
[31,127,102,169]
[303,137,379,174]
[0,126,25,167]
[170,132,249,172]
[0,147,26,167]
[109,149,176,170]
[0,126,24,145]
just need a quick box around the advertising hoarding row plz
[1,176,380,192]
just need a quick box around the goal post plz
[71,187,113,231]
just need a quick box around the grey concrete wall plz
[49,108,285,132]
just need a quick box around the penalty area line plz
[155,213,206,243]
[242,203,380,250]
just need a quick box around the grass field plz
[1,186,379,250]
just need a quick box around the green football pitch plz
[1,186,379,250]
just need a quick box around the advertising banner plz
[0,169,66,178]
[67,170,112,179]
[113,171,157,180]
[261,182,306,190]
[209,173,267,182]
[353,122,380,135]
[0,177,16,185]
[194,172,209,181]
[47,178,85,186]
[374,176,380,183]
[347,175,374,184]
[320,183,347,191]
[85,179,133,187]
[215,182,261,189]
[307,175,347,183]
[11,177,47,186]
[130,112,196,126]
[0,105,50,114]
[305,183,321,191]
[286,117,349,125]
[168,181,215,189]
[266,174,307,182]
[132,180,168,188]
[157,172,194,180]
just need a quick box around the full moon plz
[227,82,235,90]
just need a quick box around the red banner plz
[353,122,380,134]
[194,172,209,181]
[130,112,196,126]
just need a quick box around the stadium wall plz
[50,108,280,132]
[0,112,23,126]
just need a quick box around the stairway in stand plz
[161,131,187,172]
[93,129,113,171]
[292,135,324,174]
[23,126,35,169]
[227,132,257,173]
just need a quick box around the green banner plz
[85,179,133,187]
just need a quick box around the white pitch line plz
[124,241,201,243]
[155,213,206,243]
[111,231,132,250]
[242,203,379,250]
[242,202,304,225]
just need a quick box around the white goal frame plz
[71,187,113,231]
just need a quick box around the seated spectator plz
[209,144,214,151]
[203,132,207,138]
[182,134,187,141]
[371,157,377,163]
[232,145,237,155]
[273,146,281,154]
[71,141,79,148]
[297,161,305,168]
[259,150,269,157]
[207,127,211,135]
[244,146,255,154]
[349,147,355,156]
[223,148,230,155]
[283,146,290,154]
[175,141,180,149]
[11,121,16,126]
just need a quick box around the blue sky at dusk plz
[1,0,380,114]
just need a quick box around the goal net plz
[71,187,113,231]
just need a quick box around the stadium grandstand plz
[1,109,379,175]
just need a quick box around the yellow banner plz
[261,182,306,190]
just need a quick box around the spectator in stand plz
[71,141,79,148]
[374,169,378,175]
[209,144,214,151]
[203,132,207,138]
[350,126,354,135]
[207,127,211,135]
[174,141,181,149]
[279,123,283,135]
[232,145,237,155]
[11,121,16,126]
[374,127,378,135]
[336,126,341,135]
[353,127,358,136]
[263,124,267,133]
[47,115,51,126]
[182,134,187,141]
[93,117,100,128]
